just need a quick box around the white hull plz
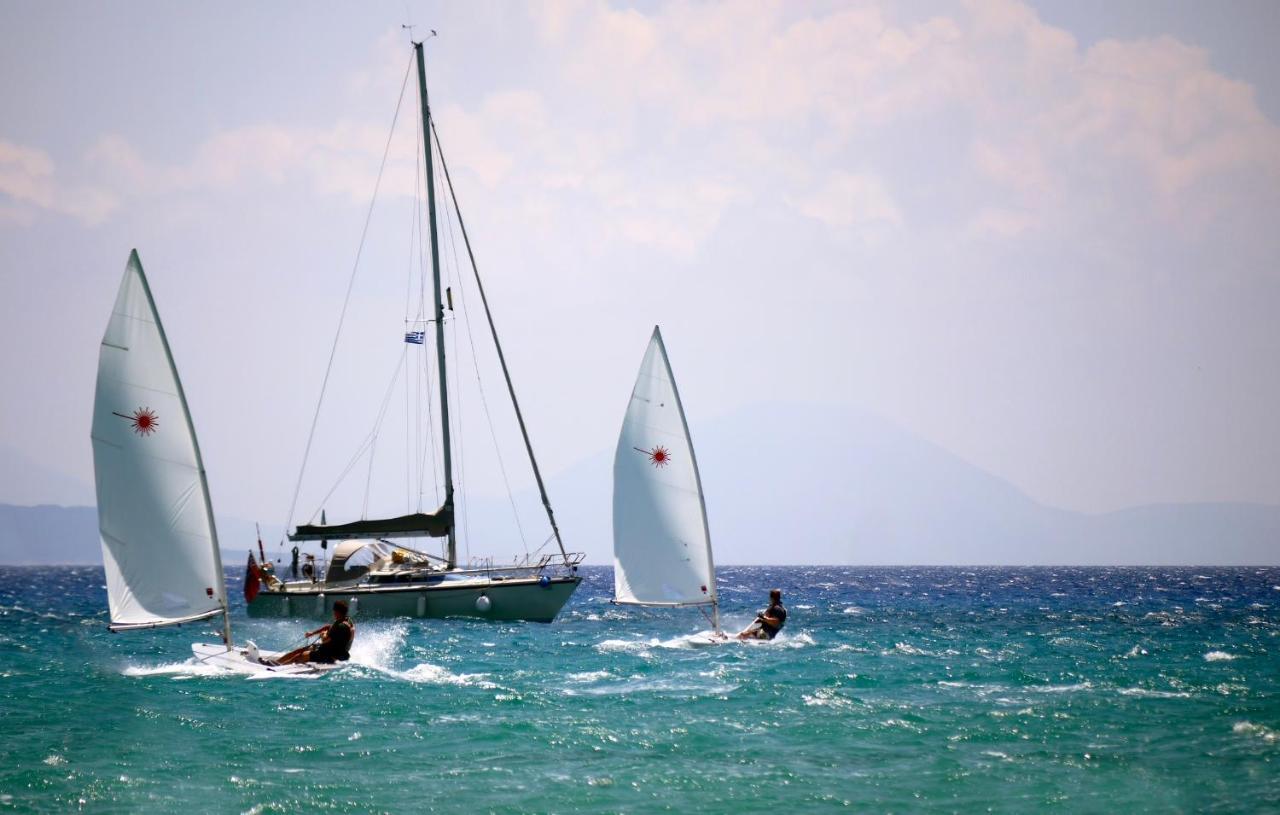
[190,643,343,680]
[248,573,581,622]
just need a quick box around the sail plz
[612,327,717,606]
[290,509,453,541]
[90,251,226,631]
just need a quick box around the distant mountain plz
[529,402,1280,566]
[0,444,94,507]
[0,504,265,566]
[3,403,1277,565]
[0,504,99,565]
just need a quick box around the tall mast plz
[415,41,456,568]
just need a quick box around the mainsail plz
[612,327,717,614]
[90,251,227,632]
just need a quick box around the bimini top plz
[289,507,452,542]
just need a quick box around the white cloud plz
[7,0,1278,255]
[0,139,117,225]
[790,170,902,231]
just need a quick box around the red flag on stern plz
[244,552,261,603]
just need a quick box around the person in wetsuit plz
[737,588,787,640]
[274,600,355,665]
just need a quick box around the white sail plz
[612,326,717,608]
[90,251,227,631]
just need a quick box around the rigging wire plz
[430,119,571,564]
[281,52,414,542]
[362,347,409,517]
[404,113,419,515]
[434,134,530,558]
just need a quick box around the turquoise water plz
[1,565,1277,813]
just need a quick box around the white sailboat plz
[246,40,584,621]
[612,326,726,645]
[92,251,337,678]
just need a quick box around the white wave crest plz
[1116,687,1192,699]
[390,663,497,688]
[122,661,231,679]
[802,688,853,709]
[1204,651,1238,662]
[596,638,660,654]
[882,642,934,657]
[1033,682,1093,694]
[568,670,612,683]
[1233,721,1279,743]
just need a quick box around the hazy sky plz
[2,2,1278,554]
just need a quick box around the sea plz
[0,565,1277,813]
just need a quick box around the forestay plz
[90,251,227,631]
[612,327,717,607]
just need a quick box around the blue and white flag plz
[404,331,425,345]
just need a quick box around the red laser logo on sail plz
[113,408,159,436]
[635,445,671,468]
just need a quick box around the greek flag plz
[404,331,425,345]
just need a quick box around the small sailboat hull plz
[190,643,342,679]
[247,574,581,622]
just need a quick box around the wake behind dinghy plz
[91,251,334,679]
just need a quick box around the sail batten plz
[612,327,717,611]
[91,251,227,632]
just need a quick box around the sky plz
[1,1,1278,562]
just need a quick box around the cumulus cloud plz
[5,1,1278,255]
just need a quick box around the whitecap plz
[1204,651,1238,662]
[123,660,230,679]
[1121,645,1148,659]
[567,670,612,683]
[842,606,865,615]
[1233,721,1279,743]
[777,632,815,648]
[883,642,934,657]
[881,718,922,732]
[391,663,497,688]
[1117,687,1192,699]
[571,677,738,697]
[1033,682,1093,694]
[596,638,659,654]
[802,688,852,709]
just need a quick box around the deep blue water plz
[1,565,1277,813]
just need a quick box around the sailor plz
[290,545,300,579]
[737,589,787,640]
[274,600,355,665]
